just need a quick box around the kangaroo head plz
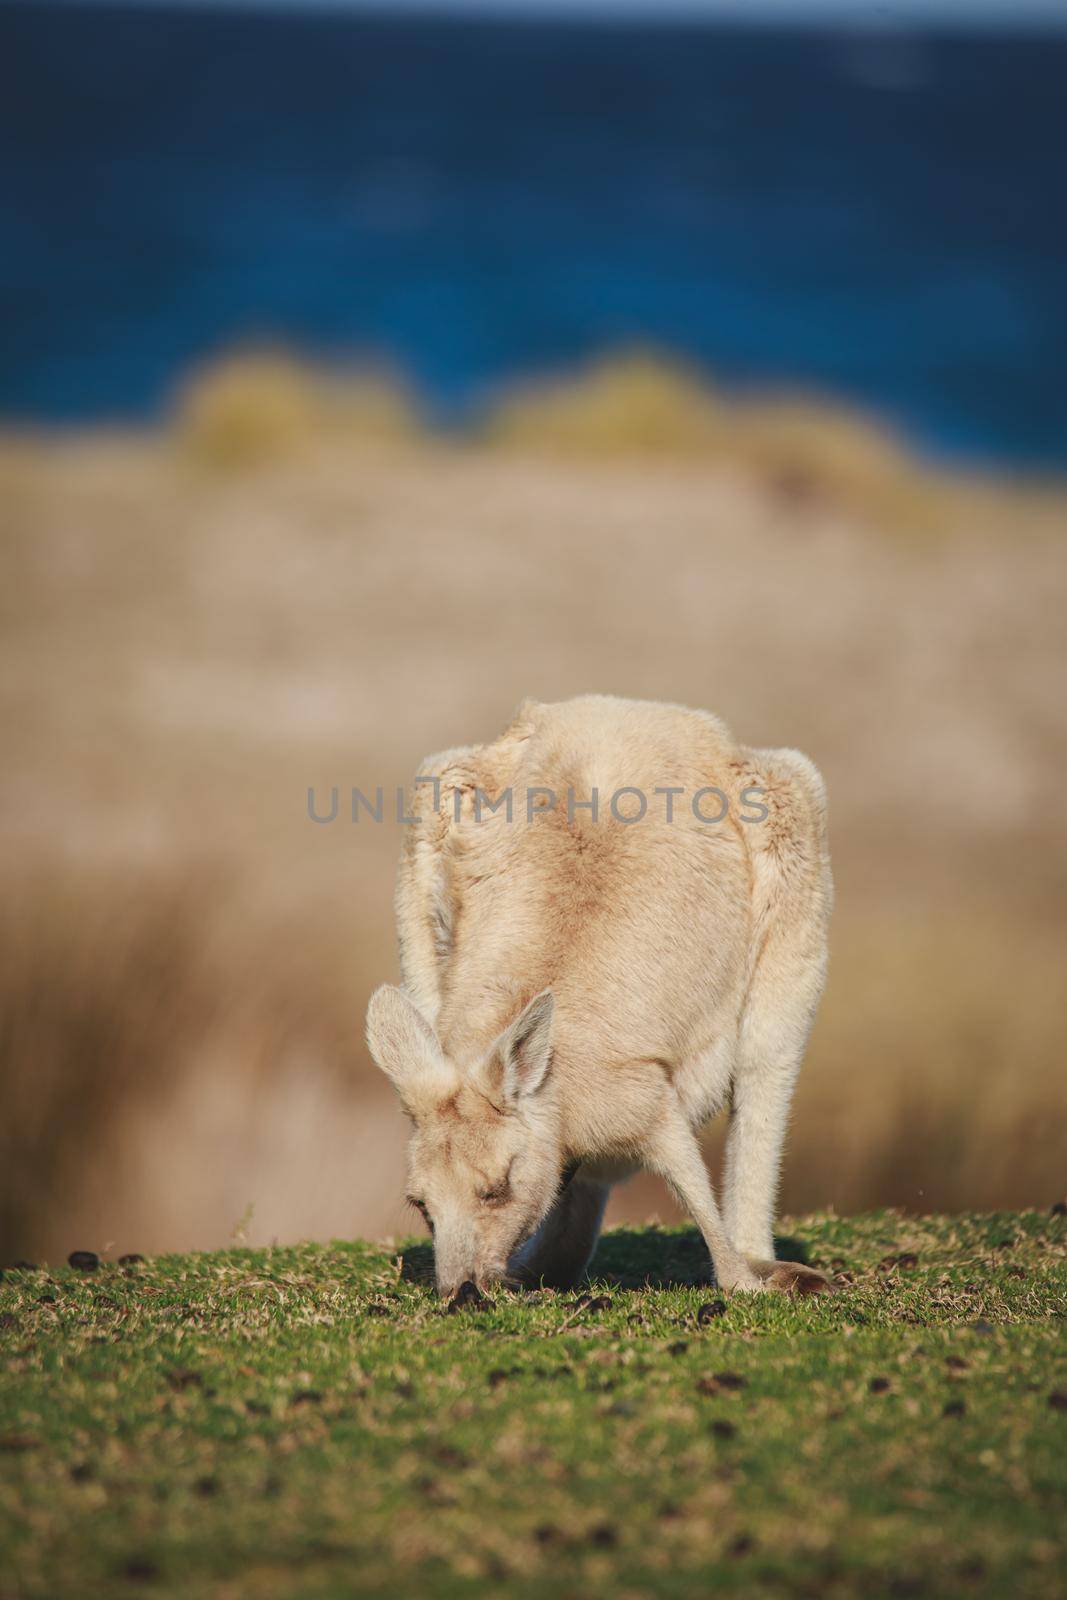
[366,985,563,1299]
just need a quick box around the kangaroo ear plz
[365,986,446,1102]
[486,989,555,1104]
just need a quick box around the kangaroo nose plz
[446,1279,488,1313]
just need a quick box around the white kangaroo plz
[366,695,833,1300]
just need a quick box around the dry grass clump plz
[174,349,420,468]
[488,351,729,457]
[487,350,987,535]
[729,395,949,534]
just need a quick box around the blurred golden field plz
[2,352,1065,1263]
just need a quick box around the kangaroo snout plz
[445,1279,489,1312]
[437,1259,506,1301]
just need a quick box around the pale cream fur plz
[366,694,833,1297]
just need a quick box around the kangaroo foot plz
[746,1257,836,1296]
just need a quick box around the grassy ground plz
[1,1210,1064,1599]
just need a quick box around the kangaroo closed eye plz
[478,1159,515,1204]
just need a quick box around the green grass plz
[1,1211,1064,1600]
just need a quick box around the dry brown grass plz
[786,906,1067,1213]
[0,865,217,1256]
[2,870,1062,1259]
[1,353,1065,1261]
[0,860,375,1261]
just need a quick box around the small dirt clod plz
[166,1368,203,1391]
[878,1253,918,1272]
[122,1558,159,1583]
[0,1433,40,1452]
[565,1293,613,1313]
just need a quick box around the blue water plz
[1,3,1065,466]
